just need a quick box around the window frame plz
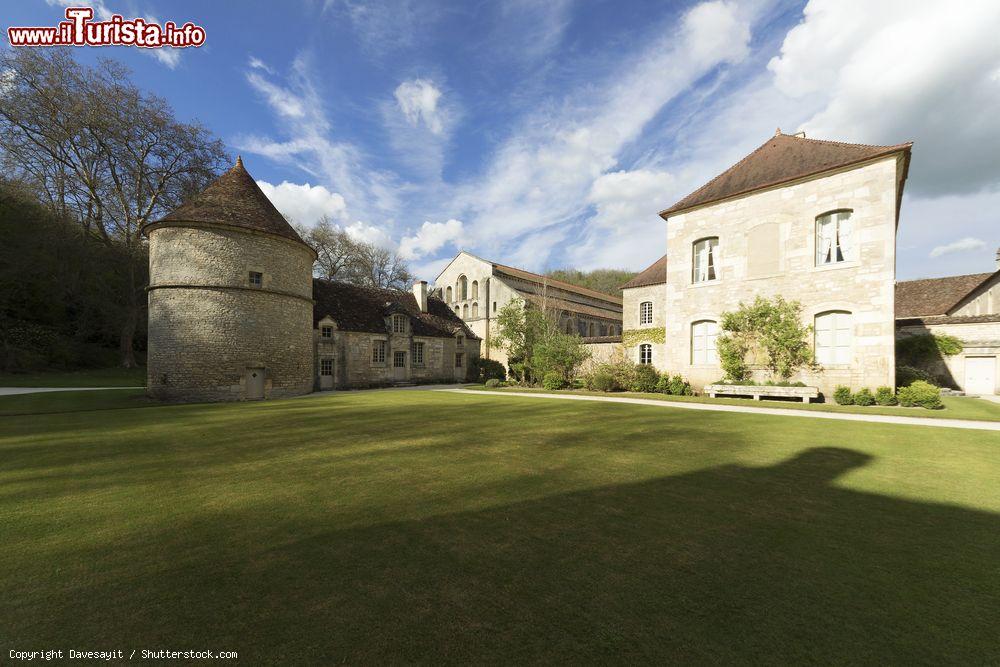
[391,314,407,334]
[320,358,334,376]
[692,237,720,284]
[320,325,333,338]
[371,339,387,365]
[411,341,425,367]
[690,320,719,365]
[393,350,407,369]
[248,271,263,288]
[639,343,653,365]
[815,209,854,267]
[639,301,654,325]
[455,352,464,368]
[814,310,853,366]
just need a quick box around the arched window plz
[815,310,852,365]
[639,301,653,325]
[816,210,853,265]
[471,302,479,318]
[639,344,653,365]
[472,280,479,299]
[458,275,468,300]
[691,320,719,364]
[692,237,719,283]
[462,304,469,319]
[445,286,453,303]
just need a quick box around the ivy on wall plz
[896,333,963,366]
[622,327,665,347]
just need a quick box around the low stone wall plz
[705,384,820,403]
[580,341,623,374]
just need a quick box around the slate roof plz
[581,335,622,344]
[147,156,311,248]
[621,254,667,289]
[895,272,997,318]
[521,293,622,320]
[660,132,912,218]
[312,279,478,339]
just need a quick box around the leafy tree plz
[545,268,638,297]
[717,296,815,383]
[490,301,590,385]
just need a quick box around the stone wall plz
[663,155,905,395]
[897,320,1000,393]
[314,327,480,389]
[621,282,667,367]
[580,341,624,374]
[147,225,315,402]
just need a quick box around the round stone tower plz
[143,156,316,402]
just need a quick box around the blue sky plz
[10,0,1000,281]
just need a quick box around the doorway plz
[245,367,265,400]
[964,356,996,395]
[393,351,407,381]
[320,357,334,390]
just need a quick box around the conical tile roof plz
[660,132,912,218]
[148,156,309,247]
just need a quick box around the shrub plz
[589,370,616,392]
[853,387,875,406]
[542,371,566,391]
[630,364,660,393]
[668,374,690,396]
[896,365,936,388]
[655,374,671,394]
[897,380,942,409]
[474,357,506,383]
[484,378,502,389]
[875,386,897,406]
[833,385,854,405]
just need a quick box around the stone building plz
[434,251,623,369]
[654,130,913,395]
[313,279,480,389]
[144,156,317,402]
[145,157,479,402]
[620,254,667,367]
[895,262,1000,395]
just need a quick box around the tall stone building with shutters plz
[144,157,477,402]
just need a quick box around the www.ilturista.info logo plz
[7,7,205,49]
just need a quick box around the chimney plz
[413,280,428,313]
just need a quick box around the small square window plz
[320,358,333,375]
[249,271,263,287]
[321,326,333,338]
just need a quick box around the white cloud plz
[929,237,987,259]
[398,219,464,260]
[343,220,394,248]
[394,79,447,135]
[682,1,751,66]
[246,72,305,118]
[769,0,1000,196]
[248,56,274,75]
[256,180,348,226]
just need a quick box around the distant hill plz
[545,268,637,297]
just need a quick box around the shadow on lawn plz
[7,447,1000,664]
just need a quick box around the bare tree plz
[298,216,414,290]
[0,49,228,366]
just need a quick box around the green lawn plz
[3,389,1000,663]
[474,384,1000,422]
[0,366,146,387]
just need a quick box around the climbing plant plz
[622,327,665,347]
[896,333,963,366]
[716,296,815,383]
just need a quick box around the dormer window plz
[249,271,263,288]
[321,326,333,338]
[816,210,853,265]
[457,335,464,348]
[692,238,718,283]
[391,314,407,333]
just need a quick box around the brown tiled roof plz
[621,254,666,289]
[895,272,996,318]
[312,279,478,339]
[660,132,912,218]
[147,157,310,248]
[521,293,622,320]
[493,263,623,305]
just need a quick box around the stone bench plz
[705,384,820,403]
